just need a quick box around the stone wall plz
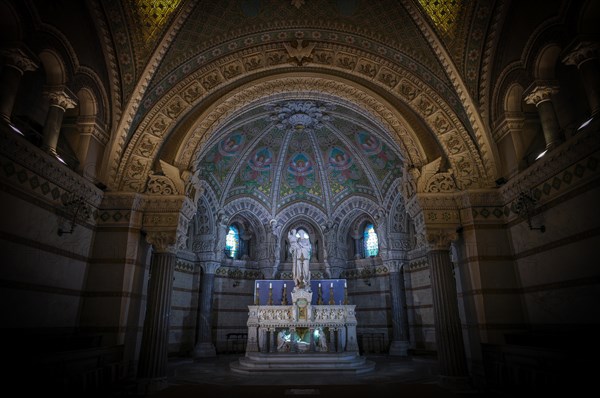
[404,257,435,352]
[168,259,198,355]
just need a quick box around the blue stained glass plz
[363,223,379,257]
[225,225,239,259]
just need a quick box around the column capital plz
[523,81,559,106]
[146,230,178,254]
[425,228,457,251]
[562,41,600,68]
[44,87,77,111]
[200,261,220,274]
[385,260,404,273]
[1,48,38,73]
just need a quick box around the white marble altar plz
[231,282,374,374]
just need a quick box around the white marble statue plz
[288,229,311,288]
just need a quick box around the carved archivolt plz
[111,41,493,192]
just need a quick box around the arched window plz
[363,223,379,257]
[295,228,312,259]
[225,225,240,259]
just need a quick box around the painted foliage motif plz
[203,132,246,182]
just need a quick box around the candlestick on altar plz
[317,282,323,305]
[255,283,260,305]
[268,282,273,305]
[281,283,288,305]
[344,281,349,305]
[328,282,335,305]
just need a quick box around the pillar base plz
[388,340,410,356]
[137,377,169,394]
[193,342,216,358]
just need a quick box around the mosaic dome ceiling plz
[196,99,405,214]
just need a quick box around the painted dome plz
[196,100,405,215]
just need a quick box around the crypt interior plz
[1,0,599,396]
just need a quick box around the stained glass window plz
[225,225,239,259]
[363,223,379,257]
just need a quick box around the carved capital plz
[1,48,38,73]
[523,82,559,106]
[44,87,77,111]
[146,230,178,253]
[200,261,221,274]
[425,229,457,251]
[562,41,600,68]
[386,260,403,273]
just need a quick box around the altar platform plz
[231,352,375,374]
[230,279,375,374]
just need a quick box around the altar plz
[230,279,375,374]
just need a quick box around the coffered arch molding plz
[112,68,494,194]
[180,74,486,191]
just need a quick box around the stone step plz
[230,352,375,374]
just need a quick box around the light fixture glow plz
[55,154,67,165]
[8,123,24,136]
[578,116,593,130]
[535,150,547,160]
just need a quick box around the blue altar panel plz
[254,279,347,306]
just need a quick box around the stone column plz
[0,48,38,123]
[524,82,562,150]
[387,260,410,356]
[269,328,277,353]
[563,41,600,116]
[290,327,297,353]
[193,261,220,357]
[329,328,336,352]
[352,233,362,259]
[426,230,469,384]
[42,87,77,155]
[137,232,177,388]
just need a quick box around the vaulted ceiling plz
[11,0,593,212]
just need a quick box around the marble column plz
[563,41,600,116]
[137,234,177,387]
[524,83,562,150]
[193,261,220,357]
[426,230,469,384]
[0,48,38,123]
[387,260,410,356]
[42,87,77,155]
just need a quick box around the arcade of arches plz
[1,0,599,395]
